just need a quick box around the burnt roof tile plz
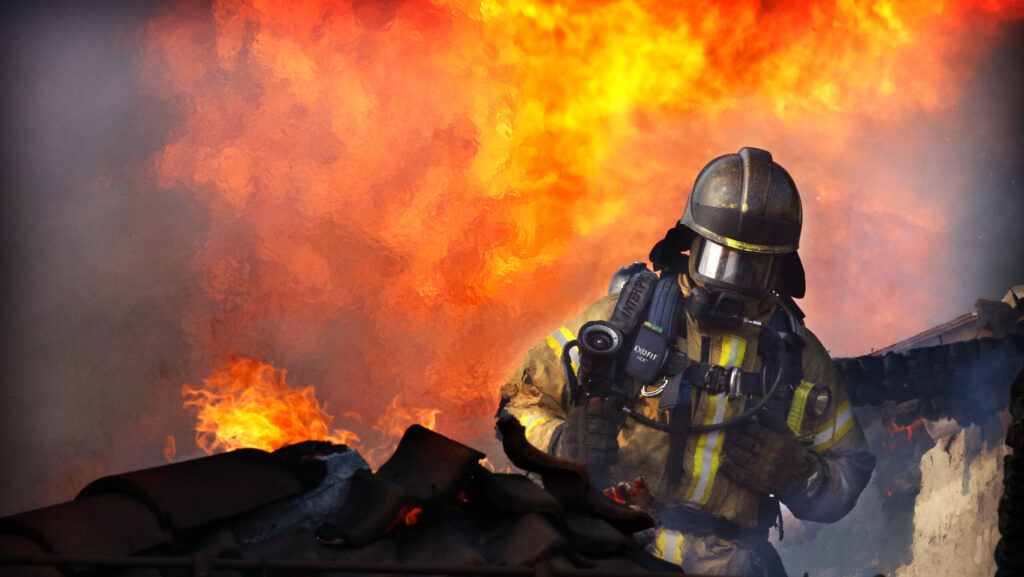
[76,448,317,535]
[0,492,170,558]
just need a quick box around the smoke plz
[0,0,205,514]
[0,0,1022,520]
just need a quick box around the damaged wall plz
[891,423,1008,577]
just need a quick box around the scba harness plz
[561,263,810,438]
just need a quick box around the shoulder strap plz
[608,266,659,335]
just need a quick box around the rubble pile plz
[0,421,680,576]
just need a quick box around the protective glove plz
[720,412,827,501]
[557,397,623,480]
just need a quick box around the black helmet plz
[649,147,806,298]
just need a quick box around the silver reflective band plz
[693,239,775,294]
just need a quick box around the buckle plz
[702,365,724,393]
[727,367,742,399]
[701,364,741,396]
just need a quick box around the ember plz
[889,419,925,442]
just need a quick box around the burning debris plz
[0,421,685,576]
[182,355,359,454]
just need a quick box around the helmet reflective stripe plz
[680,147,802,254]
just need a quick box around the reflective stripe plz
[811,400,855,451]
[559,327,580,368]
[812,399,850,435]
[523,414,553,442]
[653,528,685,566]
[547,326,579,371]
[718,334,746,368]
[684,334,746,505]
[545,335,563,358]
[686,394,731,505]
[787,380,816,437]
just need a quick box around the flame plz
[164,435,177,462]
[374,396,441,439]
[145,1,1024,455]
[182,356,359,453]
[480,457,513,474]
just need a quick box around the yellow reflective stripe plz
[686,393,732,504]
[689,222,796,253]
[718,335,747,368]
[787,380,816,436]
[560,327,580,369]
[523,414,553,442]
[545,335,562,358]
[653,528,684,566]
[812,402,855,451]
[669,531,684,566]
[653,529,666,559]
[812,399,851,436]
[697,396,733,505]
[683,397,715,502]
[547,327,578,371]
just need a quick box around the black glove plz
[557,397,623,480]
[720,412,827,501]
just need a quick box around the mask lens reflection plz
[693,239,774,294]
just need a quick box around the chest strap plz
[682,362,765,397]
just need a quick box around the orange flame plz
[182,356,359,453]
[164,435,177,462]
[145,1,1024,455]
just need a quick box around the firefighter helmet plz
[682,147,801,254]
[649,147,806,298]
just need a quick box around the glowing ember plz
[888,419,925,442]
[183,356,359,453]
[144,0,1024,456]
[403,505,422,526]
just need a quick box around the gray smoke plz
[0,0,208,515]
[0,1,1021,525]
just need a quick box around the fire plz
[164,435,177,462]
[144,1,1024,455]
[888,419,925,442]
[374,396,441,440]
[182,356,359,453]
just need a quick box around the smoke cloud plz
[0,0,1021,525]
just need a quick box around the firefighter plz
[498,147,876,576]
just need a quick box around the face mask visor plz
[691,238,776,297]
